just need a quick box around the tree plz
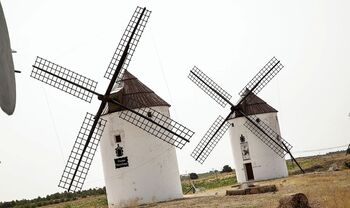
[222,165,233,173]
[189,172,199,180]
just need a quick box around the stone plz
[278,193,310,208]
[226,184,277,196]
[240,181,255,189]
[328,163,340,171]
[248,187,260,194]
[259,185,277,193]
[226,189,246,195]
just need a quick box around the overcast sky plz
[1,0,350,202]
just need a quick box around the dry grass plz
[43,195,107,208]
[43,152,350,208]
[46,170,350,208]
[181,172,236,193]
[140,170,350,208]
[287,151,349,174]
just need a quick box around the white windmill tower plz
[100,70,184,207]
[188,57,305,183]
[228,92,288,182]
[30,6,194,207]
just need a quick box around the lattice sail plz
[189,66,232,108]
[191,116,231,164]
[59,113,107,192]
[244,115,292,158]
[104,7,151,84]
[31,56,98,103]
[239,57,283,97]
[118,98,194,149]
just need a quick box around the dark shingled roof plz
[232,92,278,119]
[105,70,170,114]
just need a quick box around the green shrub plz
[189,173,199,179]
[222,165,233,173]
[345,161,350,168]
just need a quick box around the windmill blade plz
[31,56,98,103]
[104,6,151,85]
[58,31,130,192]
[191,115,231,164]
[243,115,292,158]
[188,66,232,108]
[58,113,107,192]
[115,98,194,149]
[239,57,283,97]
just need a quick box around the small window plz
[231,123,234,127]
[115,135,122,143]
[147,111,152,118]
[255,118,261,123]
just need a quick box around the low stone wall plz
[226,184,277,196]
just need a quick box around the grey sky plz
[1,0,349,201]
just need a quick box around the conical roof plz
[105,70,170,114]
[231,91,277,119]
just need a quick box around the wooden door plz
[244,163,254,181]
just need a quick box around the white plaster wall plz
[228,112,288,183]
[100,106,183,208]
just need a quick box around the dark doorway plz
[244,163,254,181]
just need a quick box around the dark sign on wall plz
[114,157,129,169]
[113,138,129,169]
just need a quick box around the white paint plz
[228,112,288,183]
[100,106,183,208]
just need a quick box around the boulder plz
[278,193,310,208]
[328,163,340,171]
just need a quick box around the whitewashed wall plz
[228,112,288,183]
[100,106,183,208]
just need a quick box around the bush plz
[222,165,233,173]
[189,173,199,180]
[0,186,106,207]
[345,161,350,169]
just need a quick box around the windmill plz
[0,2,20,115]
[99,70,190,206]
[31,6,194,193]
[188,57,305,178]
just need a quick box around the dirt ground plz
[44,169,350,208]
[139,170,350,208]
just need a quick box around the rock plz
[226,189,246,195]
[240,181,255,189]
[247,187,260,194]
[278,193,310,208]
[259,185,277,193]
[226,185,277,196]
[328,163,340,171]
